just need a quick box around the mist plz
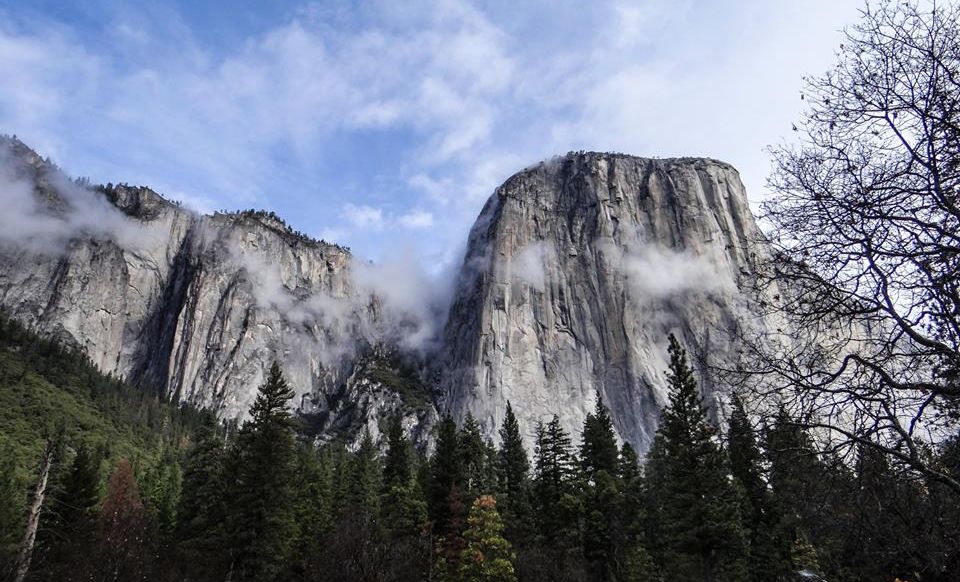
[0,149,163,255]
[227,238,460,368]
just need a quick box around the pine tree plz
[646,335,749,582]
[458,495,518,582]
[144,448,181,537]
[176,415,230,581]
[430,415,470,579]
[727,395,790,582]
[460,413,488,497]
[289,443,334,580]
[533,415,580,550]
[348,429,381,518]
[0,438,24,579]
[36,443,102,581]
[616,442,659,581]
[497,402,534,545]
[429,414,464,534]
[580,397,622,580]
[383,415,413,491]
[229,362,299,582]
[329,443,354,518]
[381,416,428,540]
[764,407,826,578]
[580,396,619,478]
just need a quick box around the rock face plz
[0,137,435,445]
[439,152,772,451]
[0,138,776,451]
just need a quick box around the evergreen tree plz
[429,414,464,534]
[383,415,413,491]
[764,407,827,577]
[620,540,659,582]
[176,415,229,581]
[532,416,581,556]
[143,447,182,537]
[580,397,622,580]
[497,402,534,545]
[460,413,488,497]
[229,362,299,582]
[430,415,470,579]
[458,495,518,582]
[381,416,428,540]
[329,443,354,518]
[727,395,790,582]
[0,438,24,579]
[646,335,749,582]
[617,443,658,582]
[36,443,101,581]
[289,443,334,580]
[481,439,500,495]
[348,429,381,518]
[580,396,619,478]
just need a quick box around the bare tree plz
[13,441,55,582]
[744,0,960,492]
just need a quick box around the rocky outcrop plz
[438,152,775,451]
[0,137,779,451]
[0,137,433,445]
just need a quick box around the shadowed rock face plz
[438,152,772,451]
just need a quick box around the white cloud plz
[621,245,728,299]
[0,0,863,268]
[397,210,434,229]
[342,203,385,229]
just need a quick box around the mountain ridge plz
[0,135,776,450]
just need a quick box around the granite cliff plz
[0,138,777,450]
[438,152,775,450]
[0,136,437,446]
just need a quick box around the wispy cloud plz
[397,210,434,229]
[343,203,385,229]
[0,0,861,268]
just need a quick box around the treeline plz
[0,313,208,582]
[4,335,958,582]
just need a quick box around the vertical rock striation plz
[0,138,779,451]
[439,152,773,451]
[0,137,434,445]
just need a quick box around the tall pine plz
[429,414,464,534]
[381,415,428,540]
[36,443,102,581]
[764,407,828,577]
[497,402,534,545]
[646,335,749,582]
[727,395,791,582]
[460,413,489,498]
[532,414,583,578]
[580,397,621,580]
[229,362,299,582]
[176,415,230,581]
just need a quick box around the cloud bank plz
[0,0,861,270]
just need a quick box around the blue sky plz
[0,0,860,268]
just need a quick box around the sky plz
[0,0,862,268]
